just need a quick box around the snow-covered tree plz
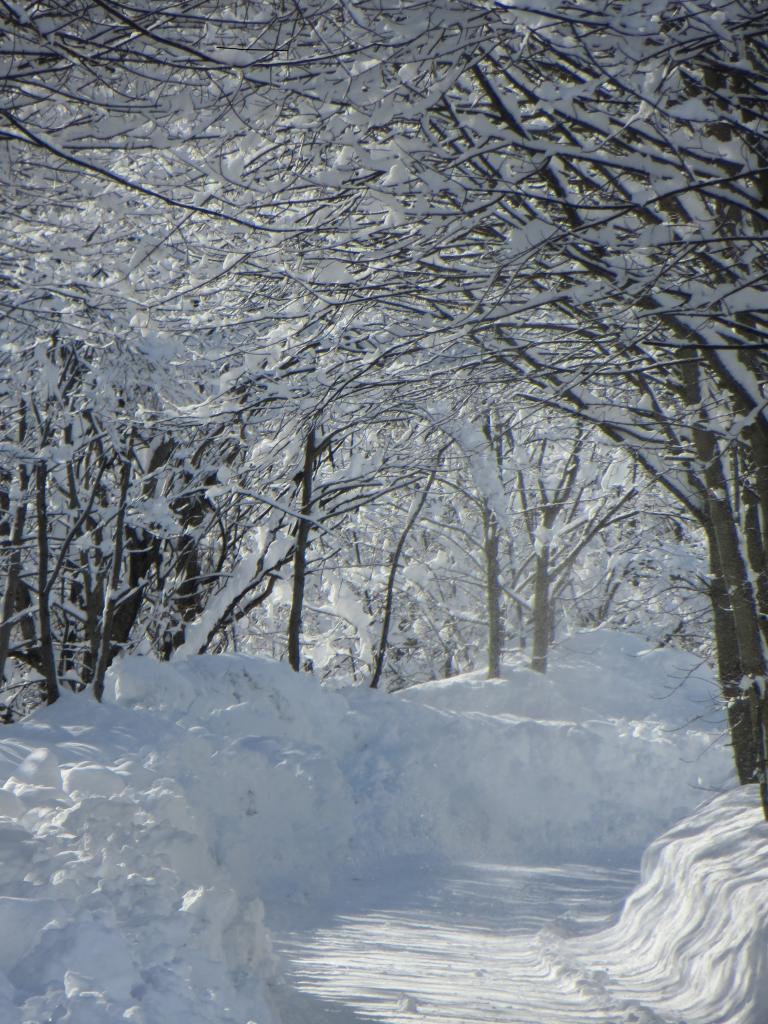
[3,0,765,812]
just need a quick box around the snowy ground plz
[272,791,768,1024]
[1,629,766,1023]
[270,859,640,1023]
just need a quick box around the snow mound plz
[0,692,276,1024]
[0,630,736,1021]
[107,632,731,876]
[391,629,730,862]
[399,629,719,727]
[566,788,768,1024]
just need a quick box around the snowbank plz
[110,630,731,875]
[398,629,720,726]
[0,629,736,1021]
[0,692,276,1024]
[391,629,729,862]
[561,788,768,1024]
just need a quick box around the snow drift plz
[0,691,276,1024]
[562,789,768,1024]
[0,629,752,1023]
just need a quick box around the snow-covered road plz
[269,859,663,1024]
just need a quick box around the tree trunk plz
[530,541,551,674]
[742,422,768,646]
[288,428,315,672]
[370,475,435,689]
[706,525,755,785]
[0,463,29,684]
[683,362,768,813]
[93,449,132,702]
[35,463,59,706]
[482,500,504,678]
[697,448,765,679]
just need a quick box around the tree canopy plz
[1,0,767,804]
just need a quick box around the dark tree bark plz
[706,524,755,786]
[35,462,58,706]
[530,533,552,675]
[93,449,132,702]
[370,474,435,690]
[482,500,504,678]
[527,440,580,675]
[0,462,30,685]
[681,361,767,811]
[288,428,316,672]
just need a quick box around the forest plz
[2,0,766,796]
[1,3,768,1022]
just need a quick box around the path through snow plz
[0,636,746,1023]
[268,859,674,1024]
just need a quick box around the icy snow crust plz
[0,628,760,1023]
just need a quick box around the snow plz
[0,629,764,1023]
[569,789,768,1024]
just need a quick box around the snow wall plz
[0,628,754,1023]
[561,789,768,1024]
